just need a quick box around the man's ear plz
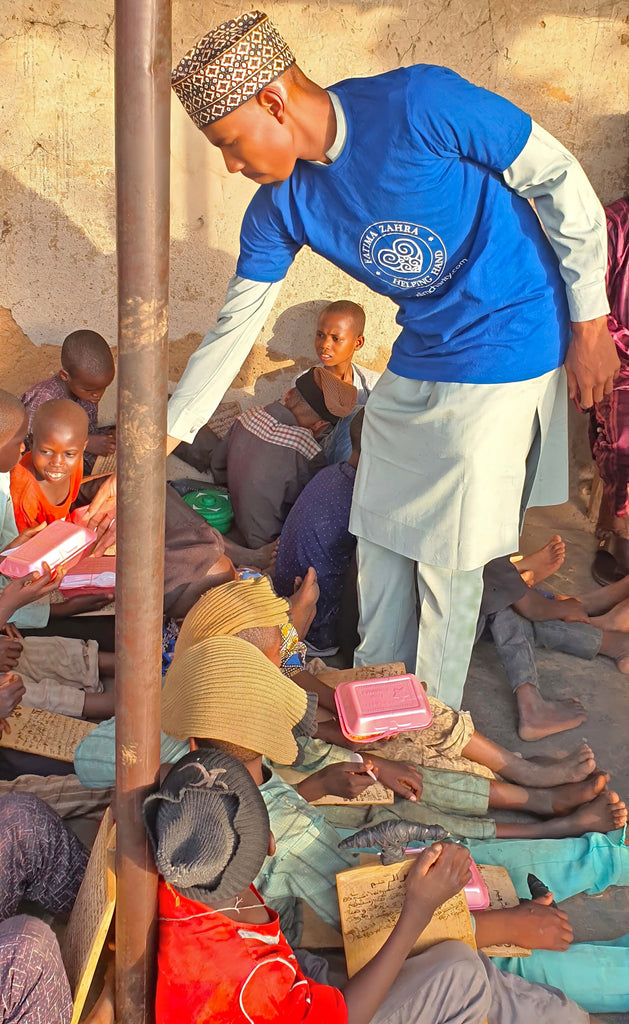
[59,368,71,384]
[256,83,287,123]
[354,334,365,352]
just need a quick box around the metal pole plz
[114,0,170,1019]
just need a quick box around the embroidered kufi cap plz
[172,11,295,129]
[143,747,270,903]
[176,575,290,656]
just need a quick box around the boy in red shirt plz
[10,399,88,532]
[143,746,489,1024]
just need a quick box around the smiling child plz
[10,399,88,531]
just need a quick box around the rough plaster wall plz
[1,0,628,436]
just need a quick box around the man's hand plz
[366,755,423,802]
[403,843,472,918]
[0,672,25,720]
[86,432,116,456]
[564,316,619,410]
[0,635,23,671]
[88,474,117,522]
[1,523,47,553]
[507,894,573,950]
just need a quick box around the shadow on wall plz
[245,300,331,401]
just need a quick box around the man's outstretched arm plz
[166,274,282,450]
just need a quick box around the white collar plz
[307,90,347,166]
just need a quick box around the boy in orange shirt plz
[10,399,88,532]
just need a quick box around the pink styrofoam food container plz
[405,847,490,911]
[0,521,97,578]
[334,674,433,743]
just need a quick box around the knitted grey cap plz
[142,747,270,904]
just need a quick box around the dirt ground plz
[466,498,629,1024]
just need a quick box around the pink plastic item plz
[404,847,490,911]
[0,521,97,578]
[334,674,433,743]
[69,505,91,527]
[59,555,116,598]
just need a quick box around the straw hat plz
[161,636,312,765]
[175,575,290,656]
[295,366,357,425]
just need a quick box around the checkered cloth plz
[239,406,322,460]
[172,11,295,128]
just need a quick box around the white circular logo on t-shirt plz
[359,221,447,290]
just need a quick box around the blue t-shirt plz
[237,65,570,385]
[275,462,357,650]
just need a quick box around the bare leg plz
[461,731,596,786]
[223,536,278,572]
[515,535,565,586]
[589,596,629,632]
[494,789,627,839]
[579,572,629,616]
[83,692,115,720]
[598,630,629,672]
[516,683,587,742]
[488,771,608,816]
[97,651,116,676]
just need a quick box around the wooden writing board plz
[336,858,476,977]
[316,662,407,690]
[91,452,117,476]
[207,400,242,438]
[61,807,116,1024]
[311,779,394,806]
[0,705,95,761]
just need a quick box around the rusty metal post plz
[114,0,171,1020]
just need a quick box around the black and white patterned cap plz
[172,11,295,128]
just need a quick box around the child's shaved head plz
[0,390,27,445]
[320,300,365,335]
[31,398,89,446]
[61,331,114,379]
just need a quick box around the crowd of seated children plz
[143,745,594,1024]
[21,329,115,473]
[210,365,357,546]
[3,298,629,1024]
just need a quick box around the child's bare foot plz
[516,535,565,586]
[503,743,596,787]
[597,631,629,673]
[544,789,627,838]
[526,770,609,818]
[289,568,319,639]
[592,596,629,633]
[246,539,279,572]
[516,684,587,742]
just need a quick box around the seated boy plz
[10,399,89,532]
[21,329,115,473]
[479,555,629,741]
[312,300,380,462]
[210,366,357,547]
[275,409,363,654]
[144,747,494,1024]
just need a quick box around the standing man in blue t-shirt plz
[157,11,618,715]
